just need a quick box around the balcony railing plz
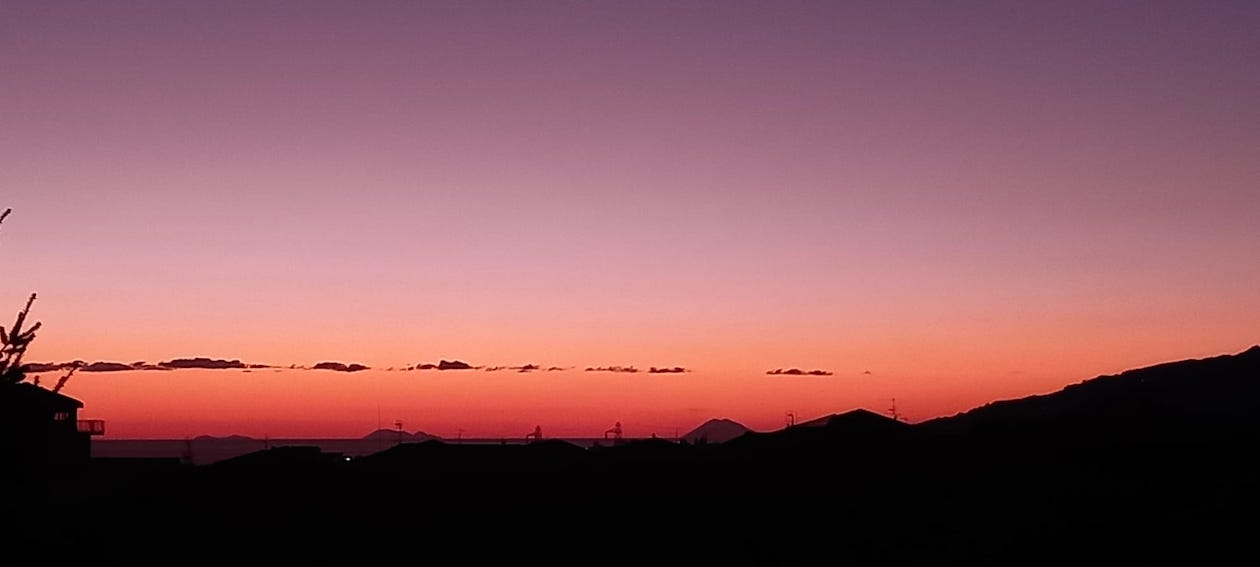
[77,420,105,436]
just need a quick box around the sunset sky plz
[3,1,1257,438]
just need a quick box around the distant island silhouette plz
[361,428,441,442]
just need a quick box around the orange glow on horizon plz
[52,339,1258,440]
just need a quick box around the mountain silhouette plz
[922,345,1260,444]
[725,408,914,456]
[804,408,911,431]
[681,418,749,444]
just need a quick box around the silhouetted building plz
[0,383,104,469]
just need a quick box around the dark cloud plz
[416,360,474,370]
[132,362,167,371]
[767,368,834,376]
[648,366,688,374]
[80,362,136,373]
[29,357,272,373]
[23,362,71,374]
[486,364,537,373]
[27,360,137,373]
[585,366,639,373]
[313,362,369,373]
[416,363,559,372]
[159,357,247,370]
[483,364,542,373]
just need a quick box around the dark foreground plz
[10,431,1259,565]
[8,347,1260,565]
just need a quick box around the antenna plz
[785,411,797,427]
[394,419,404,445]
[888,398,907,422]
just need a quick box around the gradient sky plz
[3,1,1258,437]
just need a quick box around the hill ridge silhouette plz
[921,345,1260,440]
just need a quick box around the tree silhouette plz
[0,294,40,385]
[0,208,43,386]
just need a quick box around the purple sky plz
[3,1,1257,393]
